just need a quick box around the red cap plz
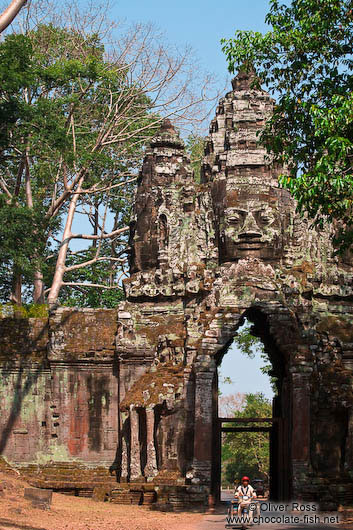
[242,476,250,482]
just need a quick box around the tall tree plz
[221,0,353,252]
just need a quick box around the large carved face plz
[220,192,285,261]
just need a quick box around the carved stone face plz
[221,193,284,261]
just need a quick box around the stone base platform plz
[15,462,209,510]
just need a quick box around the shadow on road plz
[0,517,46,530]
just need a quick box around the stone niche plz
[1,70,353,510]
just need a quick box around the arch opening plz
[211,308,292,503]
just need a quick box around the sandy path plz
[2,471,352,530]
[0,471,203,530]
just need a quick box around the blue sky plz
[113,0,271,91]
[220,341,274,400]
[110,1,274,402]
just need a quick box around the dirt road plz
[1,472,352,530]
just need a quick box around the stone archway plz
[210,306,292,502]
[193,303,307,504]
[1,71,353,510]
[114,71,353,510]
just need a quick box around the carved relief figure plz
[158,214,169,251]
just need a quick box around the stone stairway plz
[20,462,117,499]
[110,485,156,505]
[14,462,207,509]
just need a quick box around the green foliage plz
[25,304,49,317]
[233,323,276,392]
[221,0,353,252]
[0,303,48,318]
[186,134,205,183]
[222,393,272,487]
[0,196,56,301]
[233,325,261,357]
[219,375,234,396]
[61,287,125,309]
[0,24,155,305]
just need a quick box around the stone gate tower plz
[116,69,353,507]
[1,70,353,510]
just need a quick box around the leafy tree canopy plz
[221,0,353,252]
[0,23,154,306]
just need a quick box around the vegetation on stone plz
[0,303,48,318]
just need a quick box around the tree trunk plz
[92,202,99,248]
[33,269,45,304]
[48,179,84,306]
[0,0,27,33]
[25,151,45,304]
[10,270,22,306]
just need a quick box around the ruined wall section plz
[0,309,118,468]
[115,297,195,482]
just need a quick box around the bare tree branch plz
[0,176,13,200]
[62,282,124,290]
[69,226,129,241]
[66,255,126,273]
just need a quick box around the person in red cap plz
[234,476,257,522]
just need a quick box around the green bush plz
[0,303,49,318]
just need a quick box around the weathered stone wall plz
[0,309,118,467]
[0,316,48,359]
